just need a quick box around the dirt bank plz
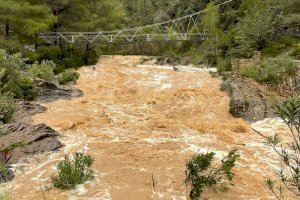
[9,56,295,199]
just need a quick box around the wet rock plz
[12,101,46,123]
[0,123,62,164]
[221,78,275,122]
[35,79,83,103]
[156,57,172,65]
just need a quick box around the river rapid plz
[4,56,295,199]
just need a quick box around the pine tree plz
[200,2,223,63]
[229,0,276,57]
[0,0,55,45]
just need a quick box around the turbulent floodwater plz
[5,56,296,199]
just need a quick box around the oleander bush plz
[185,149,239,200]
[52,152,94,190]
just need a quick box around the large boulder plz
[221,78,276,122]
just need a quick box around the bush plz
[259,95,300,199]
[262,38,299,58]
[0,95,16,124]
[27,45,98,74]
[18,77,37,101]
[28,60,55,81]
[185,150,239,200]
[237,63,262,81]
[58,69,79,85]
[52,152,94,190]
[238,55,297,85]
[0,49,37,100]
[217,57,232,80]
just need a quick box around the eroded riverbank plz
[7,56,294,199]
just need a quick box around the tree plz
[200,1,223,64]
[0,0,55,45]
[229,0,276,57]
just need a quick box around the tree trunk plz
[5,23,9,38]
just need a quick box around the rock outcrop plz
[1,123,62,164]
[35,79,83,103]
[221,78,276,122]
[0,79,84,182]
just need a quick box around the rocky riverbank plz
[0,80,82,183]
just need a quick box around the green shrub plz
[237,63,262,81]
[27,45,98,74]
[217,58,232,73]
[262,38,300,58]
[58,69,79,85]
[217,57,232,80]
[18,77,37,101]
[28,60,55,81]
[185,150,239,200]
[0,95,16,124]
[238,55,297,85]
[0,49,37,100]
[52,152,94,190]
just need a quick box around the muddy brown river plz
[3,56,296,199]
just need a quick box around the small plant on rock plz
[185,150,239,200]
[52,152,94,190]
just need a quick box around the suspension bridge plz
[39,0,233,44]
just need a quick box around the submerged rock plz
[221,78,276,122]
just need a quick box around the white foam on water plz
[137,64,217,73]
